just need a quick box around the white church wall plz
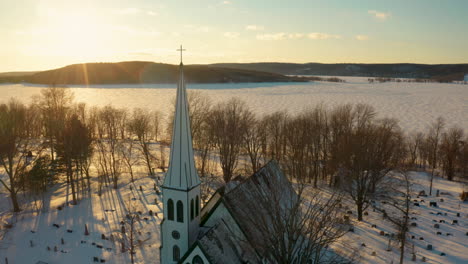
[161,185,201,264]
[180,245,210,264]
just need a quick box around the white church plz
[159,48,296,264]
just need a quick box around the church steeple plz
[164,45,200,190]
[160,46,201,264]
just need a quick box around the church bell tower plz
[160,46,201,264]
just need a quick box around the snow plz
[2,161,467,263]
[0,169,163,264]
[0,77,467,133]
[333,171,468,264]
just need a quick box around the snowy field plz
[1,165,467,264]
[0,77,467,133]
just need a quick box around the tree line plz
[0,85,466,217]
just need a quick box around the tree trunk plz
[357,202,363,221]
[68,162,77,205]
[399,235,406,264]
[429,166,435,195]
[10,190,21,212]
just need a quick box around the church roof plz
[196,220,260,264]
[221,160,297,257]
[197,160,297,261]
[163,62,200,190]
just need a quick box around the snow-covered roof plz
[163,62,200,190]
[196,160,297,261]
[221,160,297,256]
[197,220,260,264]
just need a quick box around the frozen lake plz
[0,78,466,133]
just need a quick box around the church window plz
[173,246,180,261]
[195,195,200,216]
[172,230,180,240]
[168,199,174,221]
[177,200,184,222]
[192,255,204,264]
[190,199,194,220]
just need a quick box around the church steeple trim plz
[163,46,200,191]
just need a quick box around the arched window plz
[195,195,200,216]
[190,199,194,220]
[192,255,204,264]
[173,245,180,261]
[168,199,174,221]
[176,201,184,222]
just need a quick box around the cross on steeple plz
[177,45,186,64]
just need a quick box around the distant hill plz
[210,63,468,81]
[0,71,38,77]
[0,61,306,85]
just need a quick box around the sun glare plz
[37,10,111,59]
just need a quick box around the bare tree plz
[427,117,444,195]
[239,178,349,263]
[440,126,464,181]
[328,104,353,187]
[375,169,413,264]
[152,110,163,142]
[119,138,138,182]
[0,100,40,212]
[97,106,125,189]
[128,108,154,177]
[188,92,213,178]
[120,197,145,264]
[407,132,424,168]
[208,98,252,182]
[340,105,402,221]
[262,111,288,163]
[36,85,74,161]
[56,114,92,204]
[242,115,265,174]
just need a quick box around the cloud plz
[224,32,240,39]
[256,33,287,40]
[368,10,391,21]
[222,1,232,4]
[147,11,158,16]
[245,25,264,31]
[308,33,341,40]
[288,33,304,39]
[355,34,369,41]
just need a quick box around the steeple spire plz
[163,47,200,190]
[177,45,186,64]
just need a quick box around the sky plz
[1,0,467,72]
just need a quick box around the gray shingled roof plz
[196,160,297,262]
[198,220,260,264]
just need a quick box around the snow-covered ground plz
[0,168,163,264]
[333,171,468,264]
[0,78,467,133]
[1,165,467,264]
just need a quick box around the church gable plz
[179,242,212,264]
